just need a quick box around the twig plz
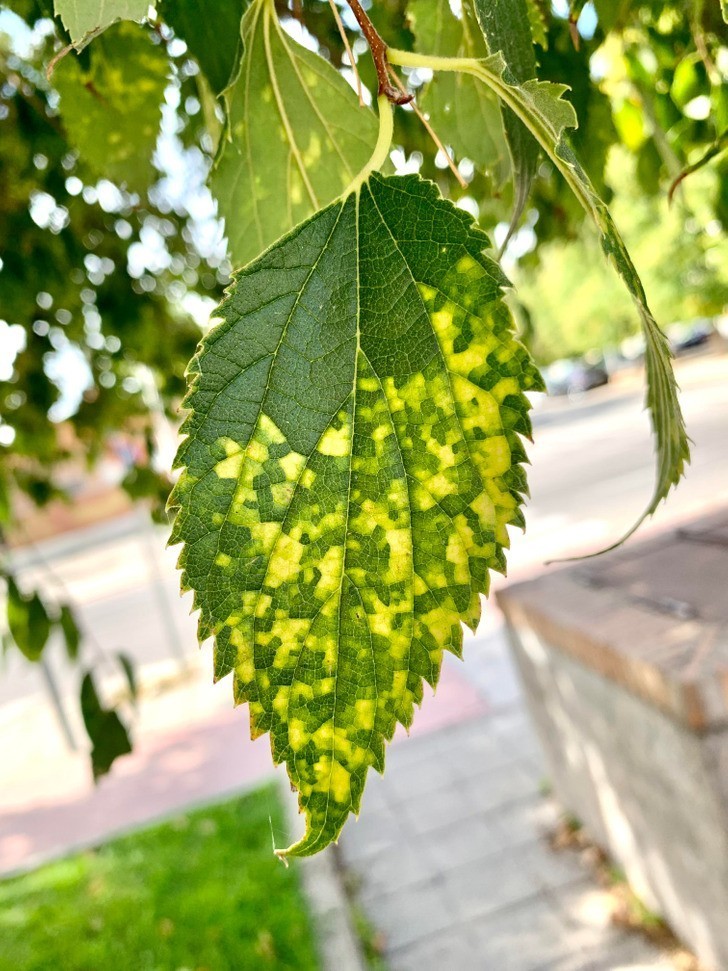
[668,132,728,205]
[387,68,467,188]
[327,0,364,107]
[344,0,412,104]
[46,41,74,80]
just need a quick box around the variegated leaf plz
[170,173,542,856]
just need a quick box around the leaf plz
[525,0,549,48]
[410,0,508,178]
[116,651,138,703]
[6,576,51,662]
[80,671,132,780]
[53,22,169,193]
[170,172,542,856]
[160,0,249,97]
[54,0,149,46]
[722,0,728,24]
[472,0,539,236]
[59,603,81,661]
[210,0,378,268]
[454,52,690,539]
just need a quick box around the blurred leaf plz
[58,603,81,661]
[53,22,169,192]
[472,0,539,236]
[671,54,707,109]
[54,0,149,46]
[80,671,132,780]
[410,0,508,179]
[526,0,549,48]
[6,576,51,662]
[116,651,138,704]
[160,0,249,97]
[211,0,377,267]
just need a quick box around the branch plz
[344,0,412,105]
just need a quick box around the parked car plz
[667,319,714,354]
[542,356,609,397]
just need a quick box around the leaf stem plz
[344,0,412,105]
[342,94,393,195]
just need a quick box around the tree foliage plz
[1,0,724,849]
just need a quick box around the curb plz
[279,779,367,971]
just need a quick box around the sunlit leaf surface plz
[171,173,542,855]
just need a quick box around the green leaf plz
[722,0,728,24]
[455,52,690,538]
[59,603,81,661]
[210,0,378,268]
[80,671,132,780]
[6,576,51,663]
[54,0,149,46]
[53,22,169,193]
[472,0,539,236]
[116,651,138,703]
[160,0,249,97]
[410,0,508,178]
[170,173,542,856]
[525,0,549,48]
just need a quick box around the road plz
[2,352,726,711]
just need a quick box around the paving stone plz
[546,938,676,971]
[448,718,522,776]
[510,839,588,892]
[361,877,458,952]
[385,749,462,803]
[350,840,434,903]
[467,896,572,970]
[465,760,539,813]
[389,927,481,971]
[490,795,562,851]
[422,813,504,875]
[337,806,401,863]
[442,850,542,921]
[398,780,485,836]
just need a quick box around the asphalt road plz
[2,352,726,711]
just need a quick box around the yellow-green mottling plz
[170,173,543,856]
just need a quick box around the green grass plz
[0,784,320,971]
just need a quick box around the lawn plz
[0,783,320,970]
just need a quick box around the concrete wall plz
[505,615,728,971]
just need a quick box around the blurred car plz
[543,357,610,397]
[667,319,714,354]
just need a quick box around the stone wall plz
[497,512,728,970]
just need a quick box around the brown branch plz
[344,0,412,105]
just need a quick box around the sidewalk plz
[1,625,685,970]
[337,631,683,971]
